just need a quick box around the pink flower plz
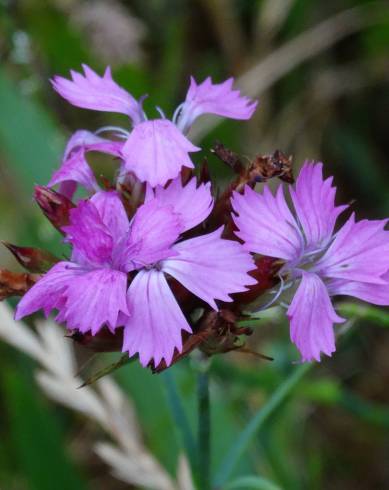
[52,65,257,187]
[16,178,256,367]
[15,191,130,334]
[232,162,389,362]
[48,130,123,199]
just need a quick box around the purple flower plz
[231,162,389,362]
[52,65,257,187]
[48,130,123,199]
[16,178,256,367]
[15,191,130,334]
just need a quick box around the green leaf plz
[79,354,134,388]
[162,371,197,473]
[225,475,282,490]
[214,363,312,488]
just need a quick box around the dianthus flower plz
[232,162,389,362]
[51,65,257,187]
[16,177,256,366]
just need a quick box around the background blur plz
[0,1,389,489]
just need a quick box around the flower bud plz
[2,242,59,273]
[34,186,75,232]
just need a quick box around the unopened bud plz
[34,186,74,232]
[211,141,244,173]
[2,242,59,273]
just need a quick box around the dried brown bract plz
[0,269,37,300]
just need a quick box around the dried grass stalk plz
[0,302,193,490]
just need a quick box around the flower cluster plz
[13,66,258,368]
[3,65,389,368]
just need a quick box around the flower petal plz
[122,119,200,187]
[62,200,113,266]
[48,147,98,198]
[327,273,389,306]
[290,162,347,249]
[177,76,257,132]
[314,214,389,284]
[122,269,191,367]
[51,65,144,124]
[120,199,183,270]
[162,227,256,310]
[147,176,213,231]
[62,129,122,159]
[287,272,345,362]
[59,268,129,334]
[90,191,129,243]
[15,262,76,320]
[231,185,303,261]
[49,130,124,199]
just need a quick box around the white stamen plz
[253,275,288,312]
[155,106,166,119]
[95,126,130,137]
[172,102,184,125]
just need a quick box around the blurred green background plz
[0,0,389,489]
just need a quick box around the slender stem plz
[198,370,211,490]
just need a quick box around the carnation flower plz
[231,162,389,362]
[51,65,257,187]
[16,178,256,367]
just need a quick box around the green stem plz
[198,370,211,490]
[338,302,389,328]
[214,363,312,488]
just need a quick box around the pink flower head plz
[52,65,257,187]
[232,162,389,362]
[16,178,256,367]
[48,130,123,199]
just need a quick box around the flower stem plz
[197,370,211,490]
